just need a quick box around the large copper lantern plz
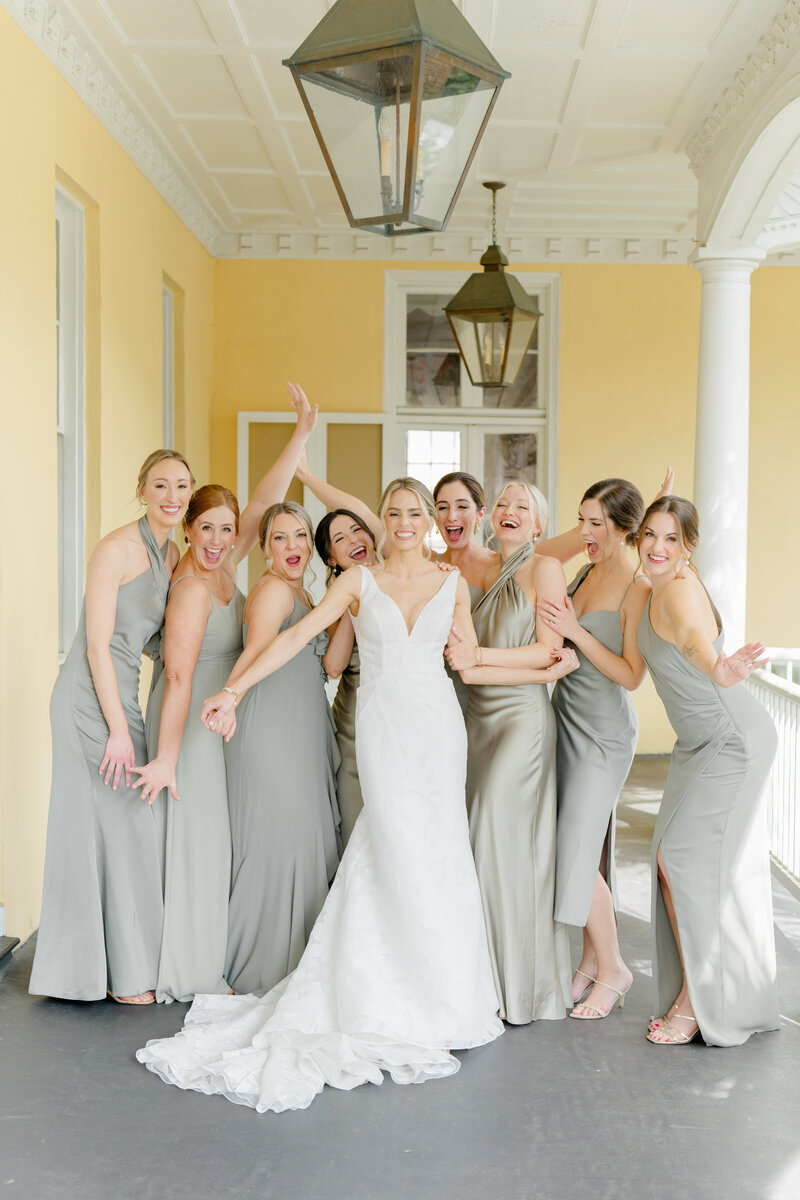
[445,182,540,387]
[284,0,509,236]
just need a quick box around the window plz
[55,189,86,660]
[384,269,559,523]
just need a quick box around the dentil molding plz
[1,0,223,251]
[687,0,800,171]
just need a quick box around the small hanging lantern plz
[445,181,540,387]
[283,0,509,236]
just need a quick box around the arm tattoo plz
[681,642,698,660]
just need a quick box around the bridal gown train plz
[137,566,503,1112]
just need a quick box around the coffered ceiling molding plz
[686,0,800,170]
[1,0,223,251]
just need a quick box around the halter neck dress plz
[30,518,170,1000]
[145,574,244,1003]
[638,596,779,1046]
[223,595,340,996]
[465,544,571,1023]
[551,564,638,926]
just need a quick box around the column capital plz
[689,246,765,282]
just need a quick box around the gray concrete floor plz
[2,757,799,1200]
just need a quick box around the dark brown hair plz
[581,478,644,546]
[638,495,721,630]
[315,509,377,585]
[184,484,240,535]
[433,471,485,510]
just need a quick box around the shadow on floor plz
[2,757,799,1200]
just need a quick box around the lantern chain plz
[491,189,497,244]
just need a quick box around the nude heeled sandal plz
[646,1012,699,1044]
[570,978,630,1020]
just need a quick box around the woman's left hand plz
[435,560,458,573]
[201,690,237,736]
[131,758,180,805]
[537,594,580,641]
[711,642,769,688]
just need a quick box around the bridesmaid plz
[637,496,778,1046]
[29,449,193,1003]
[132,389,319,1002]
[312,509,378,847]
[223,501,340,995]
[446,482,576,1023]
[538,479,649,1020]
[433,472,497,715]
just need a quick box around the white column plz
[691,251,763,649]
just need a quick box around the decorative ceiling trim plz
[686,0,800,171]
[1,0,223,252]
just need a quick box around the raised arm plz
[537,576,649,691]
[85,538,137,790]
[201,569,362,734]
[663,580,767,688]
[131,577,211,804]
[322,611,356,680]
[233,382,318,565]
[295,451,383,545]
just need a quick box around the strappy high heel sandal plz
[107,989,155,1005]
[570,978,631,1020]
[572,968,597,1005]
[646,1012,699,1044]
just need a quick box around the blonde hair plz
[257,502,315,584]
[137,449,194,499]
[492,480,548,540]
[377,477,436,558]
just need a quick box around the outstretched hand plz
[655,466,675,500]
[286,382,319,441]
[131,758,180,805]
[537,593,580,641]
[201,690,238,740]
[711,642,769,688]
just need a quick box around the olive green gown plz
[465,544,571,1023]
[30,517,169,1000]
[331,635,362,848]
[223,600,340,995]
[146,577,244,1003]
[638,597,779,1046]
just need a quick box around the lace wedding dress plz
[137,567,503,1112]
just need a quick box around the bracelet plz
[223,686,239,707]
[475,645,484,667]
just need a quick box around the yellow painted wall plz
[0,8,214,940]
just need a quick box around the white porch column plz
[691,250,763,649]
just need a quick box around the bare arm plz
[296,451,383,545]
[233,383,318,565]
[85,538,137,790]
[131,577,211,804]
[536,526,585,564]
[537,577,649,691]
[201,570,362,732]
[662,580,767,687]
[322,611,356,679]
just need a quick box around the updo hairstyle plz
[137,449,195,498]
[433,471,486,510]
[257,502,315,580]
[492,480,549,540]
[184,484,240,540]
[581,478,644,546]
[314,509,377,585]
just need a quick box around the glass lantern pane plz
[414,53,496,226]
[407,295,462,406]
[483,432,539,510]
[299,53,413,222]
[446,314,482,385]
[501,310,538,388]
[481,352,538,409]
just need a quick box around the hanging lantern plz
[445,181,540,387]
[283,0,509,236]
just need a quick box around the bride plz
[137,478,509,1113]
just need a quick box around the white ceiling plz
[10,0,800,259]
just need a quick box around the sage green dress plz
[29,518,169,1001]
[638,597,779,1046]
[224,600,341,995]
[145,576,245,1003]
[331,635,362,848]
[551,565,638,926]
[465,545,571,1024]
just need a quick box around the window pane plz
[406,294,462,407]
[481,351,538,410]
[483,432,538,509]
[404,428,461,552]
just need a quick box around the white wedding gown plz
[137,567,503,1112]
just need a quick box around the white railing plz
[762,648,800,688]
[746,666,800,900]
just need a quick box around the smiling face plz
[326,514,375,571]
[267,512,311,582]
[139,457,193,528]
[383,488,432,553]
[578,497,625,562]
[492,484,540,546]
[435,481,485,551]
[638,510,688,580]
[187,505,237,573]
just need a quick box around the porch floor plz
[2,757,799,1200]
